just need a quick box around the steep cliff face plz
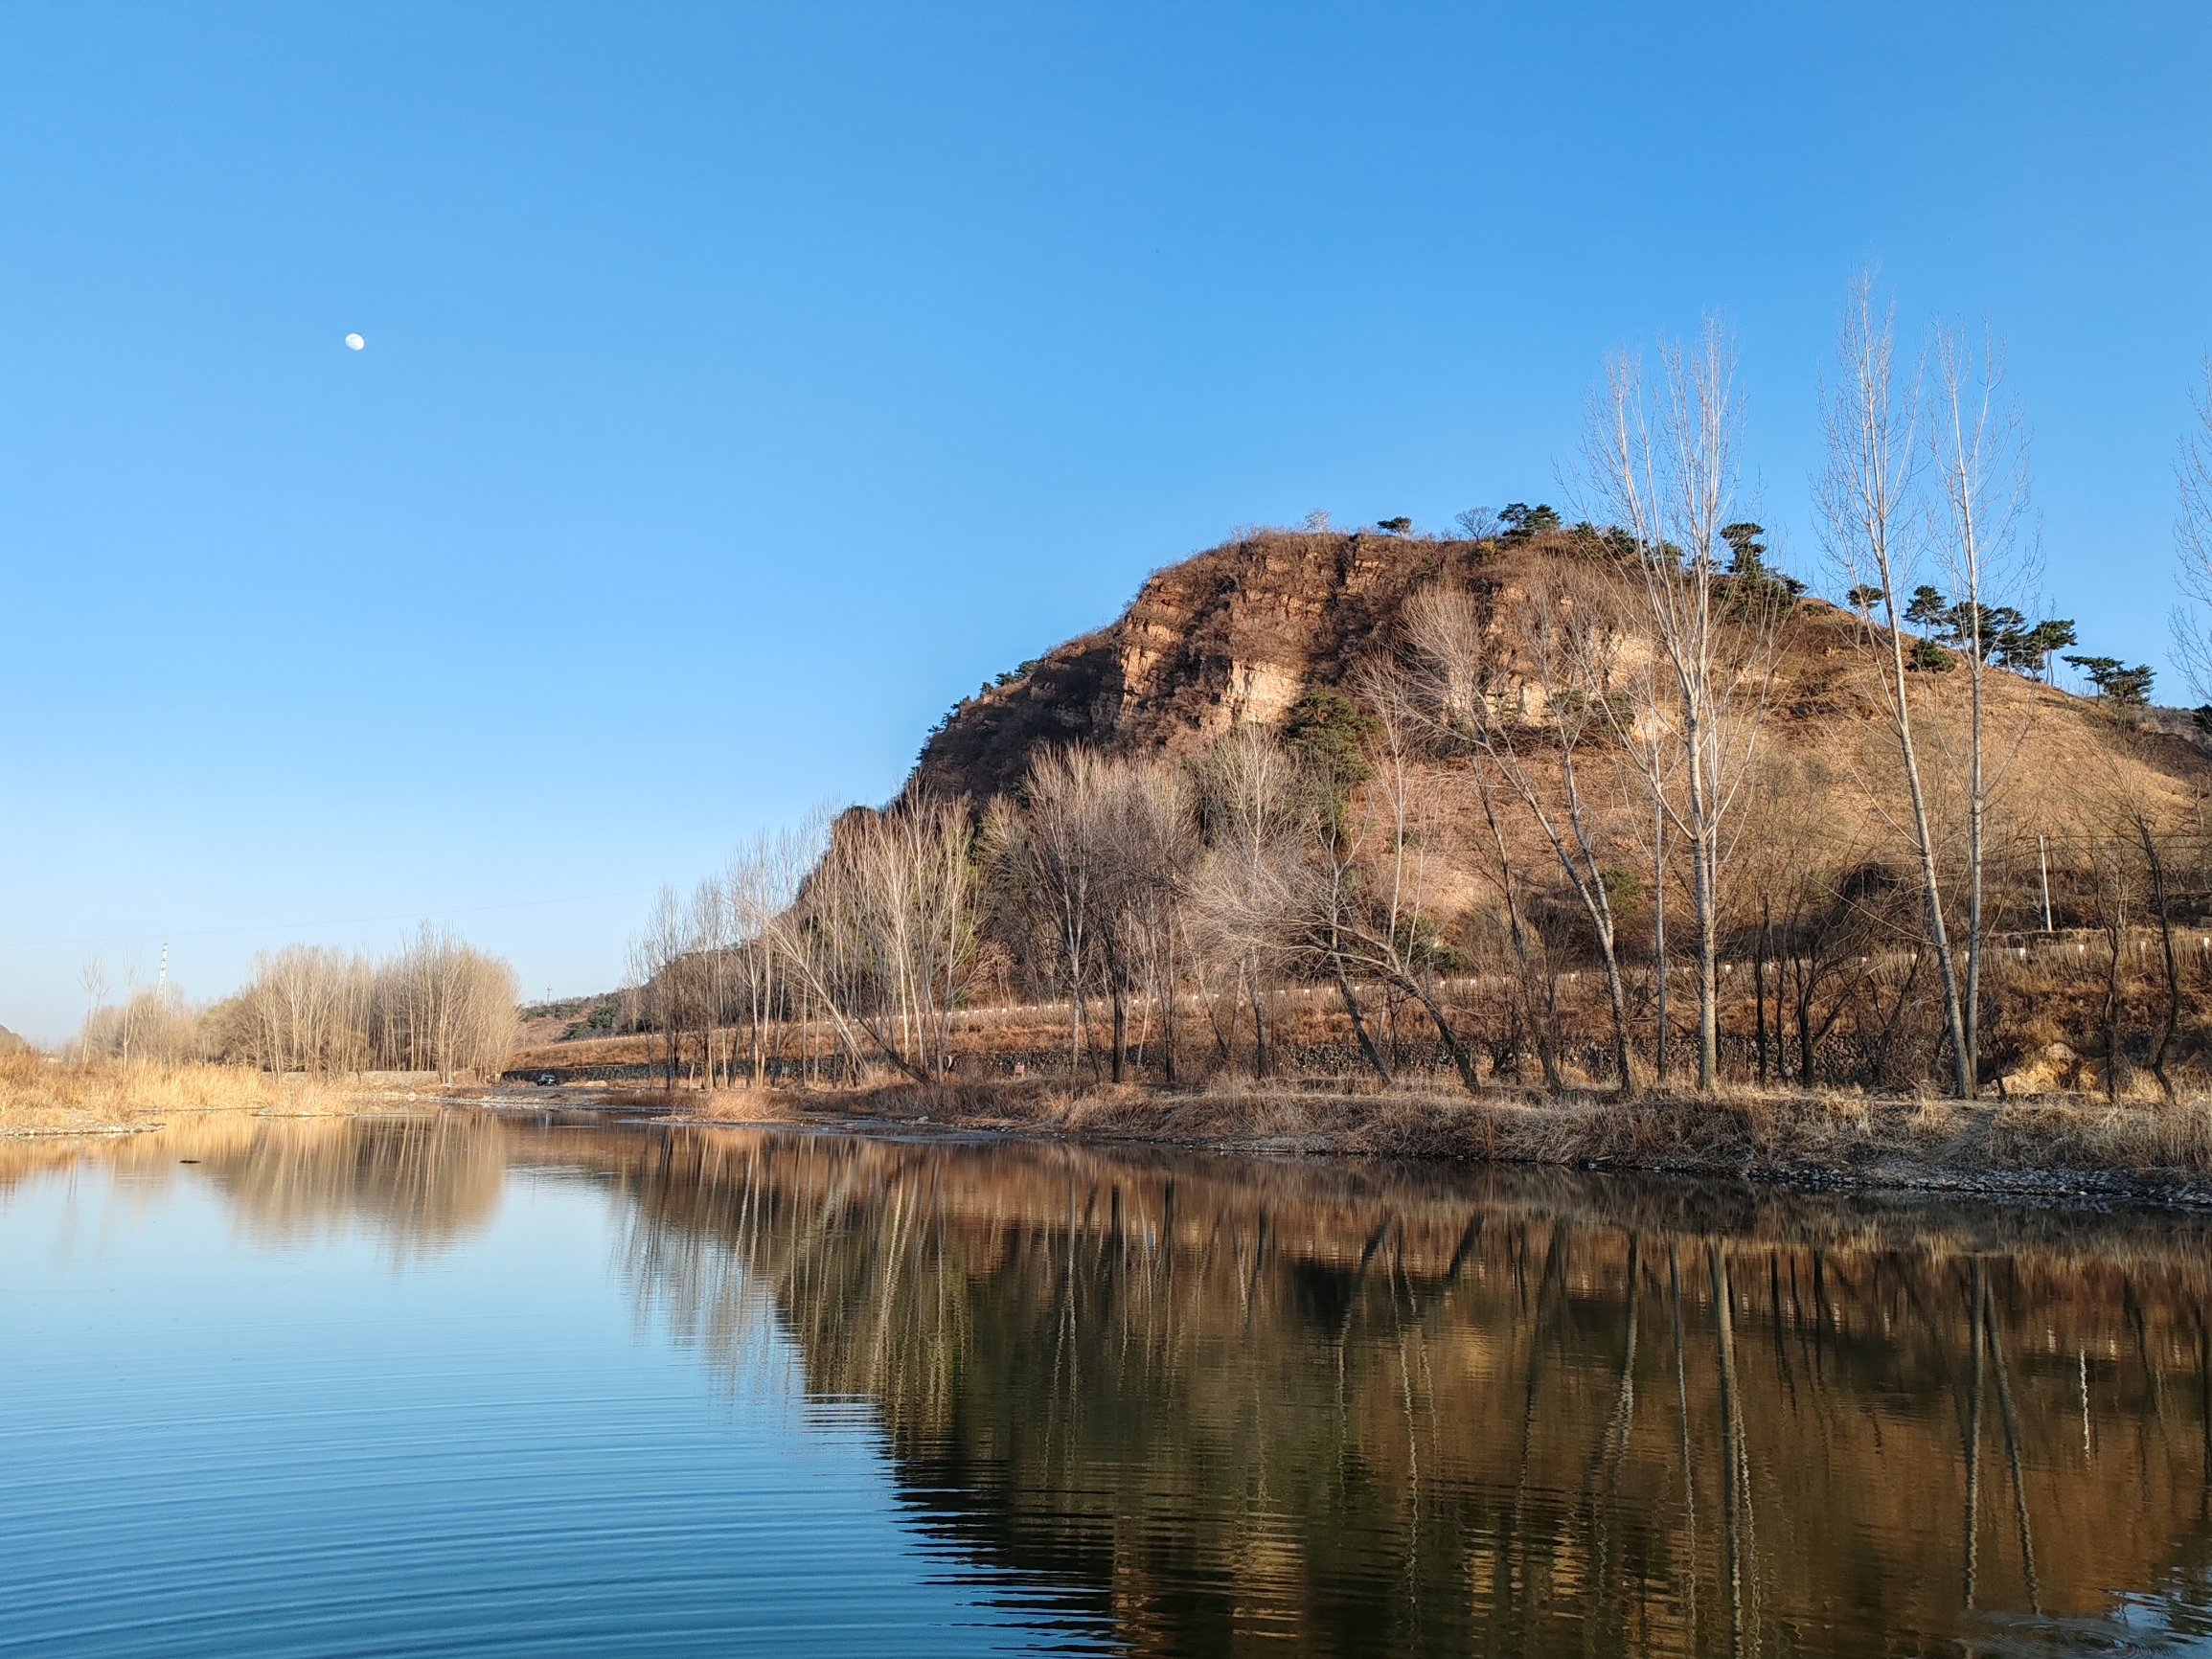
[913,529,1501,802]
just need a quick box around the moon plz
[344,333,365,351]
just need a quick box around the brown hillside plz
[912,527,2211,827]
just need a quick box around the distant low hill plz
[515,993,623,1049]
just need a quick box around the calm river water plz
[7,1114,2212,1656]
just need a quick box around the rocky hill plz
[914,529,1509,801]
[911,526,2209,816]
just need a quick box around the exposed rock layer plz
[914,530,1498,802]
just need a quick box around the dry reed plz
[0,1050,400,1137]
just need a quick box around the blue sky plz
[3,2,2208,1037]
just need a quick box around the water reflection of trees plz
[17,1119,2212,1651]
[609,1128,2212,1657]
[200,1115,507,1253]
[3,1113,508,1256]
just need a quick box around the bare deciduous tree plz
[1010,747,1112,1076]
[80,985,202,1066]
[1286,674,1491,1092]
[1096,760,1197,1083]
[206,926,516,1082]
[1580,318,1779,1090]
[776,793,979,1084]
[1927,320,2037,1089]
[724,828,817,1087]
[628,886,687,1088]
[373,925,519,1082]
[1402,574,1640,1093]
[77,953,107,1069]
[1189,725,1308,1080]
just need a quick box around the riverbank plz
[654,1075,2212,1207]
[14,1053,2212,1209]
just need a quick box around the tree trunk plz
[1886,617,1974,1099]
[1405,976,1482,1095]
[1597,944,1637,1098]
[1795,968,1816,1088]
[1653,804,1669,1088]
[1691,817,1720,1090]
[1247,967,1268,1079]
[1161,931,1178,1086]
[1754,900,1771,1083]
[1965,648,1986,1091]
[1477,781,1561,1094]
[2141,823,2182,1100]
[1333,959,1391,1084]
[2103,916,2124,1105]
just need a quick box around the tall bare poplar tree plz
[1096,760,1197,1083]
[628,887,687,1087]
[1015,747,1108,1074]
[1927,321,2034,1087]
[1815,282,1972,1098]
[217,927,515,1081]
[725,829,812,1086]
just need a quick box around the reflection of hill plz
[17,1119,2212,1651]
[606,1129,2212,1656]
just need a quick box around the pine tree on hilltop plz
[2064,653,2155,706]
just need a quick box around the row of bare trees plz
[76,985,202,1066]
[625,807,983,1090]
[631,744,2144,1098]
[626,705,2204,1100]
[80,925,523,1081]
[1818,284,2046,1098]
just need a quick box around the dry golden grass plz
[668,1072,2212,1199]
[0,1050,405,1137]
[1352,1084,2212,1189]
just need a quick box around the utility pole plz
[2038,837,2053,934]
[157,943,170,1003]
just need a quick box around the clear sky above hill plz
[4,2,2208,1037]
